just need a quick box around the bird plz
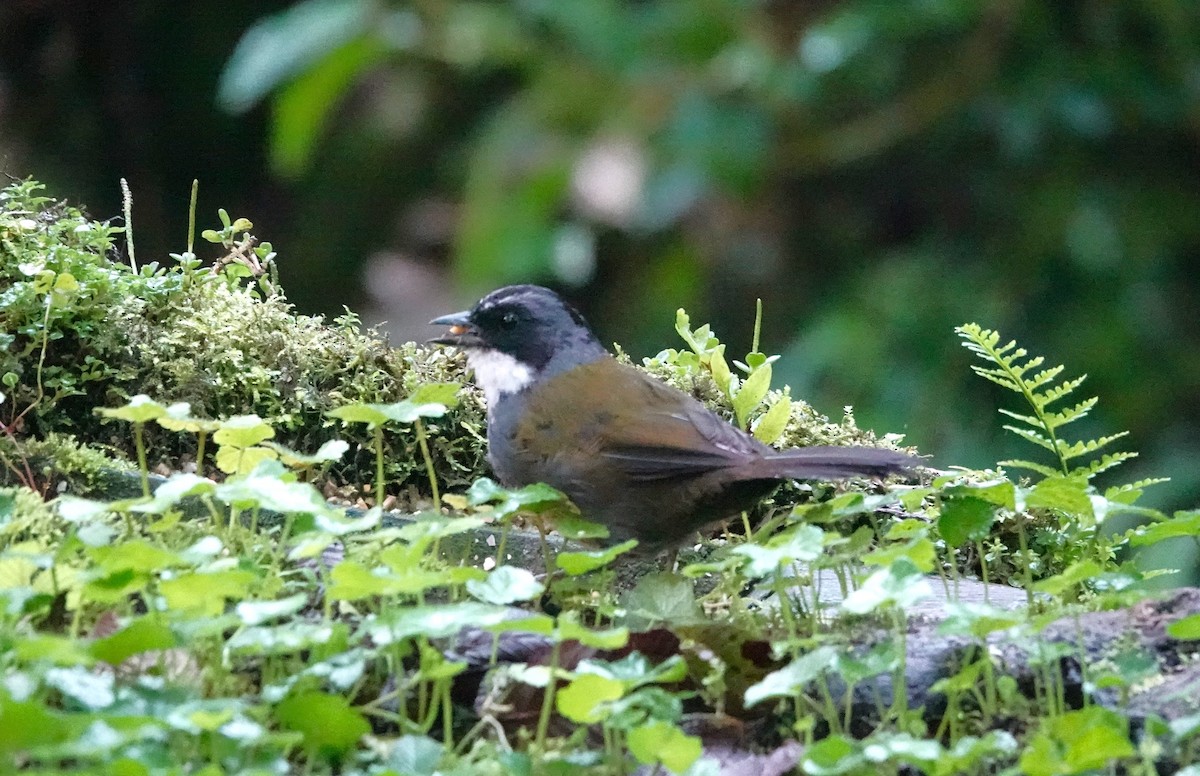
[429,285,919,550]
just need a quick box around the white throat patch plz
[465,349,535,406]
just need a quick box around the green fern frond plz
[1043,397,1098,430]
[1023,365,1065,393]
[1078,451,1138,479]
[957,323,1146,486]
[1002,425,1057,453]
[1000,458,1063,478]
[1039,375,1088,406]
[997,408,1042,429]
[1056,432,1129,463]
[1105,478,1171,504]
[969,365,1022,392]
[1006,353,1042,380]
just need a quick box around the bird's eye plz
[500,312,519,330]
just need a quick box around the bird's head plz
[429,285,607,403]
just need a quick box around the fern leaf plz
[1039,375,1087,406]
[959,322,1143,485]
[1106,478,1170,497]
[970,365,1014,381]
[969,366,1021,392]
[1043,398,1098,430]
[1105,477,1170,505]
[1003,425,1057,452]
[998,408,1042,429]
[1000,459,1062,478]
[1007,353,1041,380]
[1023,365,1065,392]
[1072,451,1137,479]
[1056,432,1130,463]
[956,322,990,342]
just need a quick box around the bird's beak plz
[428,310,482,347]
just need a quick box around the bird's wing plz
[590,368,765,482]
[518,359,766,483]
[599,427,744,481]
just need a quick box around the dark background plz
[3,0,1197,574]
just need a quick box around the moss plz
[0,483,59,542]
[637,354,905,451]
[116,282,490,493]
[105,281,493,496]
[2,179,492,500]
[2,178,910,507]
[0,432,136,498]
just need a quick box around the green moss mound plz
[1,180,485,501]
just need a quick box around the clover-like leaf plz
[275,691,369,757]
[213,414,275,448]
[841,559,932,615]
[367,603,522,644]
[466,565,545,604]
[129,473,217,514]
[620,572,703,627]
[628,720,702,774]
[408,382,461,407]
[215,467,330,515]
[555,612,628,650]
[96,394,169,423]
[556,673,624,723]
[732,523,824,577]
[467,478,568,518]
[90,616,176,665]
[745,646,838,708]
[938,495,997,549]
[236,593,310,626]
[326,402,391,426]
[557,539,638,575]
[265,438,350,467]
[156,402,221,434]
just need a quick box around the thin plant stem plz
[495,521,511,569]
[134,422,150,498]
[892,610,909,719]
[187,180,198,254]
[373,425,385,506]
[537,519,558,581]
[195,430,207,479]
[121,178,136,273]
[981,647,998,721]
[441,680,454,748]
[414,417,441,510]
[976,539,991,604]
[773,570,798,639]
[752,298,763,354]
[1016,514,1035,607]
[815,676,842,735]
[535,638,563,749]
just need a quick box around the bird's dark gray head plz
[430,285,608,403]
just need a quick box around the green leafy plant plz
[326,382,461,509]
[663,302,789,441]
[6,180,1198,776]
[956,323,1162,491]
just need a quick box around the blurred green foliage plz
[216,0,1200,512]
[2,0,1197,533]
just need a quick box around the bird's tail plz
[754,446,920,481]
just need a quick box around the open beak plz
[428,310,482,347]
